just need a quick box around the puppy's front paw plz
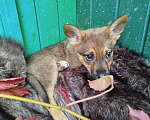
[57,60,69,72]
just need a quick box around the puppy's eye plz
[86,54,93,61]
[106,51,112,59]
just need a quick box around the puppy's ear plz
[105,15,128,42]
[64,24,86,47]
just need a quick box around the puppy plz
[27,15,128,119]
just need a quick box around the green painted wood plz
[143,0,150,61]
[76,0,91,30]
[57,0,76,41]
[34,0,60,49]
[92,0,118,28]
[141,0,150,57]
[114,0,119,19]
[143,0,150,62]
[143,24,150,61]
[77,0,119,29]
[0,14,6,38]
[15,0,41,56]
[118,0,149,54]
[0,0,23,45]
[0,0,14,38]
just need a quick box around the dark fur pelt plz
[112,46,150,99]
[0,38,52,120]
[54,45,150,120]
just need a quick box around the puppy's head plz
[64,15,128,80]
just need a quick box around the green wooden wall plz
[0,0,150,61]
[0,0,76,56]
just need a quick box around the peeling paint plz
[134,7,138,11]
[108,20,112,25]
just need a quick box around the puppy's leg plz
[27,57,67,120]
[27,75,49,103]
[44,62,67,120]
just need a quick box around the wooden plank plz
[92,0,118,28]
[76,0,91,30]
[143,0,150,61]
[57,0,76,41]
[34,0,60,49]
[0,0,23,45]
[15,0,41,56]
[140,10,150,54]
[118,0,149,54]
[0,14,6,37]
[0,0,13,38]
[115,0,119,19]
[143,24,150,61]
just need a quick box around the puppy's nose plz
[98,73,105,78]
[97,70,107,78]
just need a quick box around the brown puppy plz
[27,15,128,120]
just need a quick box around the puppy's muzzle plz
[91,70,110,80]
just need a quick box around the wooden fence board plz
[92,0,118,28]
[143,21,150,61]
[15,0,41,56]
[76,0,91,30]
[57,0,76,41]
[0,0,23,45]
[118,0,149,54]
[34,0,60,49]
[0,14,6,38]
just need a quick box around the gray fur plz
[0,38,52,120]
[0,37,26,80]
